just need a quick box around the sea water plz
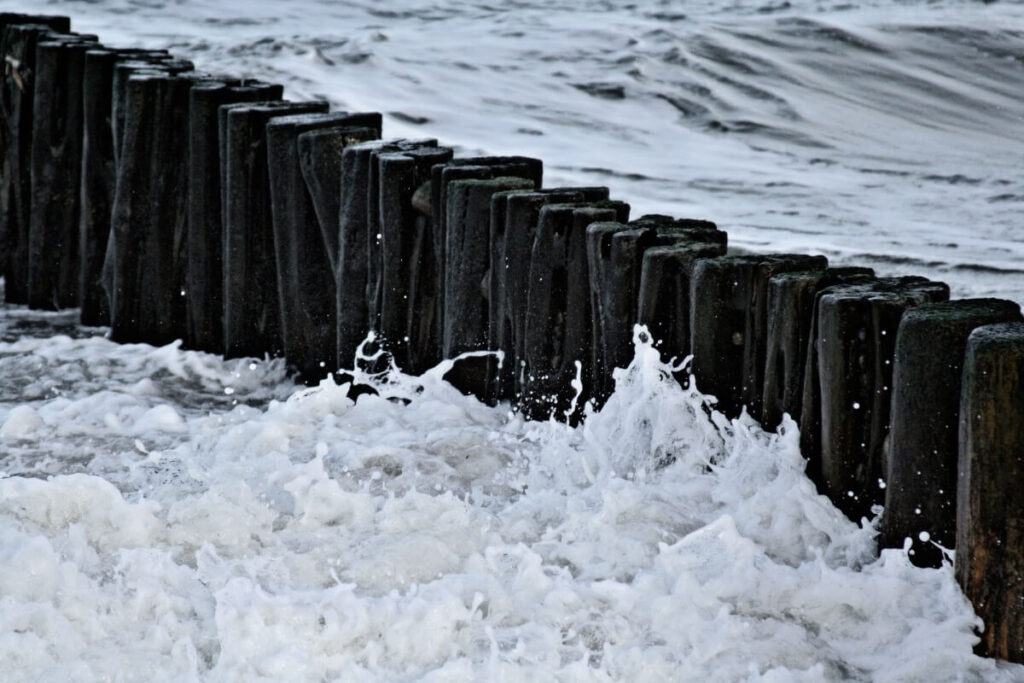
[2,0,1024,680]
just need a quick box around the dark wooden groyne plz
[2,12,1024,662]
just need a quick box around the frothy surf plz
[0,323,1018,680]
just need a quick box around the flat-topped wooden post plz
[79,48,170,326]
[266,111,383,383]
[28,35,98,311]
[430,156,543,372]
[2,23,75,304]
[957,322,1024,662]
[185,79,283,351]
[587,217,726,404]
[0,13,69,33]
[444,176,536,398]
[637,238,727,376]
[375,146,455,374]
[879,299,1022,567]
[520,201,628,420]
[689,253,828,419]
[335,138,437,370]
[108,72,200,344]
[0,15,72,304]
[490,187,609,404]
[761,267,874,428]
[220,100,328,359]
[111,58,193,167]
[804,277,949,520]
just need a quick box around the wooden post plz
[0,15,73,302]
[185,79,283,351]
[604,217,726,392]
[520,202,628,420]
[636,239,727,377]
[443,176,536,398]
[0,13,69,33]
[956,322,1024,662]
[79,48,170,326]
[266,111,383,383]
[108,72,196,344]
[688,253,828,419]
[430,156,543,372]
[27,35,97,311]
[111,58,193,166]
[335,138,437,370]
[487,187,609,404]
[585,216,724,404]
[761,267,874,428]
[879,299,1022,567]
[1,23,71,303]
[586,221,633,404]
[376,146,455,374]
[220,100,328,359]
[807,277,949,521]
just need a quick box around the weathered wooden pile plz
[2,11,1023,662]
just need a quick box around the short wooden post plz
[879,299,1022,567]
[520,202,628,420]
[27,35,97,311]
[266,111,383,383]
[807,277,949,520]
[489,187,608,404]
[761,267,874,428]
[185,79,283,351]
[956,322,1024,662]
[79,48,170,326]
[220,100,328,359]
[335,138,437,370]
[689,253,828,419]
[444,176,536,398]
[108,72,195,344]
[376,146,455,374]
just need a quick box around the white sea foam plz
[0,327,1018,680]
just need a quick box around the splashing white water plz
[0,326,1015,680]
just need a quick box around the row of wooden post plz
[2,11,1024,663]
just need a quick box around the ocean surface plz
[2,0,1024,679]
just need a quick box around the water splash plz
[0,322,1012,679]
